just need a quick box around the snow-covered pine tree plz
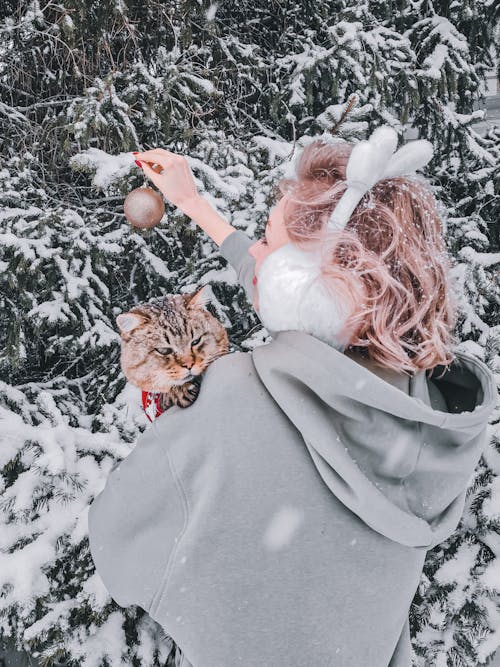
[0,0,498,665]
[393,3,500,665]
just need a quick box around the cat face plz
[116,286,229,393]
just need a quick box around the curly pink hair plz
[275,138,459,376]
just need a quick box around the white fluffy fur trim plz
[256,243,355,350]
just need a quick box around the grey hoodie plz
[88,230,497,666]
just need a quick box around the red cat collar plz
[142,390,164,422]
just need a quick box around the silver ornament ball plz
[124,187,165,229]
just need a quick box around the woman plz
[88,130,496,666]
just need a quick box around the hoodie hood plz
[252,330,497,548]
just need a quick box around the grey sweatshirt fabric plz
[88,229,497,666]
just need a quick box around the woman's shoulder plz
[202,349,261,398]
[153,351,261,433]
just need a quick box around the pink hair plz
[275,138,459,376]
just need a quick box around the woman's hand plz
[133,147,236,246]
[132,148,200,212]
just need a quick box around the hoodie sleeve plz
[87,422,186,612]
[219,229,256,305]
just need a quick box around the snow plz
[240,327,272,350]
[411,16,469,80]
[0,232,56,261]
[434,542,481,586]
[77,320,119,348]
[251,136,292,168]
[476,598,500,663]
[482,557,500,592]
[465,131,498,165]
[27,293,72,324]
[482,475,500,520]
[0,393,142,626]
[205,2,219,21]
[262,505,304,551]
[182,73,216,94]
[186,155,245,198]
[441,104,486,129]
[0,206,44,222]
[199,266,239,286]
[69,148,137,193]
[141,246,177,279]
[1,2,499,664]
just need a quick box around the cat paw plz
[178,378,202,407]
[158,377,202,409]
[187,382,200,396]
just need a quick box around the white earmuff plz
[256,243,355,350]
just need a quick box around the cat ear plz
[184,285,212,310]
[116,311,149,334]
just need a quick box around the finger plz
[143,160,164,174]
[136,158,164,174]
[139,160,164,186]
[132,149,179,165]
[133,149,167,161]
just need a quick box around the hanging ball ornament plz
[124,185,165,229]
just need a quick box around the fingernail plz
[134,160,142,167]
[132,151,139,155]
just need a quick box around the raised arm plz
[131,150,236,247]
[131,150,257,306]
[183,196,257,306]
[182,194,237,247]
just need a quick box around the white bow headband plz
[255,125,435,348]
[327,125,434,231]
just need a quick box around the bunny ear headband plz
[256,124,434,349]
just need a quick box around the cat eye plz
[155,347,173,355]
[192,336,202,346]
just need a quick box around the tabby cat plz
[116,286,229,412]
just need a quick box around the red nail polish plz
[134,160,142,167]
[132,151,138,154]
[252,276,257,285]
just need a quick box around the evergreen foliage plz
[0,1,498,665]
